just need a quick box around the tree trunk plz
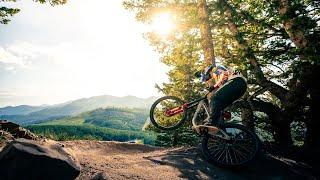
[273,121,293,147]
[239,93,255,130]
[249,100,291,145]
[198,0,215,66]
[305,66,320,148]
[278,0,308,50]
[241,107,254,130]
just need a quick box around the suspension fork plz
[164,103,188,116]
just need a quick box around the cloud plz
[0,41,58,71]
[0,90,16,97]
[0,41,45,69]
[0,46,25,66]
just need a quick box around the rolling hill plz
[25,107,155,144]
[0,95,157,125]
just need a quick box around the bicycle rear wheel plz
[149,96,187,131]
[201,123,260,167]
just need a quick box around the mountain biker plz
[200,64,247,126]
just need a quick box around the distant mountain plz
[0,95,157,125]
[0,105,47,115]
[31,95,157,117]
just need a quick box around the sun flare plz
[151,12,175,36]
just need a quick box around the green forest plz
[26,108,155,145]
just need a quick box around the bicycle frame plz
[166,86,271,139]
[166,93,231,140]
[190,98,231,139]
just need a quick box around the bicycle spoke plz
[234,143,255,154]
[226,148,233,165]
[223,148,230,164]
[208,143,221,151]
[231,148,240,164]
[216,148,227,163]
[232,147,249,162]
[208,145,224,154]
[233,144,254,157]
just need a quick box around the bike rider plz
[200,64,247,126]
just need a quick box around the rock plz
[0,138,80,180]
[91,172,110,180]
[0,120,38,140]
[0,130,14,150]
[0,130,14,140]
[0,120,19,130]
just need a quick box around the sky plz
[0,0,169,107]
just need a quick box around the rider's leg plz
[209,77,247,125]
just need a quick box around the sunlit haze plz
[0,0,170,107]
[151,12,175,36]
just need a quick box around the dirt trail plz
[62,140,314,180]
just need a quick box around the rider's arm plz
[205,69,217,88]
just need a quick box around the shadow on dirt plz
[143,146,315,180]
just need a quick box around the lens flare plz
[151,12,175,36]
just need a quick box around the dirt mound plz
[64,140,161,156]
[62,140,315,180]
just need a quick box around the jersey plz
[213,65,229,87]
[213,65,246,88]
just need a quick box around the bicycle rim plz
[150,96,187,130]
[202,123,259,167]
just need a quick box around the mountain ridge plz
[0,105,48,116]
[0,95,158,125]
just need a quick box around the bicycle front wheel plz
[201,123,260,167]
[149,96,187,131]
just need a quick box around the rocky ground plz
[62,140,316,180]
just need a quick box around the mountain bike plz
[149,88,261,167]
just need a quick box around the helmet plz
[200,65,214,82]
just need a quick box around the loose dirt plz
[61,140,314,180]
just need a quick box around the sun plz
[151,12,175,36]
